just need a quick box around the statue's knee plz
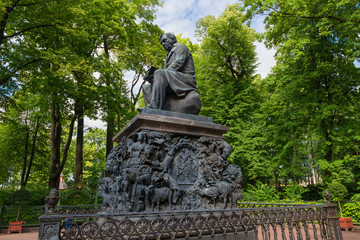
[143,83,151,91]
[153,69,166,82]
[142,83,152,96]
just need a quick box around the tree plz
[195,4,261,185]
[242,0,360,184]
[0,0,74,89]
[1,0,162,189]
[328,182,348,218]
[0,87,50,189]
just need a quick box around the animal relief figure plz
[145,185,182,211]
[98,177,113,211]
[145,185,171,211]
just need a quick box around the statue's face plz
[160,35,175,52]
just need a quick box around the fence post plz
[0,205,3,227]
[38,215,61,240]
[324,190,343,240]
[38,189,61,240]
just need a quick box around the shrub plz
[301,184,325,201]
[342,202,360,222]
[327,182,348,218]
[350,193,360,202]
[242,181,279,202]
[0,190,13,206]
[282,185,309,201]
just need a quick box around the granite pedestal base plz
[113,108,228,142]
[100,111,242,213]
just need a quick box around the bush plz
[22,188,49,206]
[0,188,49,207]
[327,182,348,218]
[12,189,31,203]
[342,202,360,222]
[282,185,309,201]
[350,193,360,202]
[301,184,325,201]
[0,190,13,206]
[328,182,348,201]
[242,181,279,202]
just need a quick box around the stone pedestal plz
[99,110,242,212]
[113,108,228,142]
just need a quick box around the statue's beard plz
[163,42,174,52]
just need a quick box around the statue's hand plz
[144,75,153,83]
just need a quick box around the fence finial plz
[324,190,331,203]
[44,188,59,214]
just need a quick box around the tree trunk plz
[338,199,344,218]
[104,36,114,157]
[75,113,84,184]
[308,140,314,185]
[274,169,279,193]
[322,118,333,179]
[292,146,298,183]
[49,99,62,189]
[24,117,40,187]
[106,116,114,157]
[20,121,29,189]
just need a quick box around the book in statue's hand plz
[144,66,158,83]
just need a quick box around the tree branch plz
[59,114,77,171]
[269,7,346,23]
[0,58,42,85]
[2,24,54,40]
[0,0,22,45]
[18,0,46,7]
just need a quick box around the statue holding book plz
[141,33,201,115]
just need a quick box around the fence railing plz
[38,202,343,240]
[0,205,43,228]
[0,204,102,228]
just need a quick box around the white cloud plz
[155,0,239,41]
[154,0,276,78]
[255,42,276,78]
[84,116,106,129]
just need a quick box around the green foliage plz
[301,185,325,201]
[242,181,279,202]
[0,206,42,227]
[328,182,348,201]
[0,188,48,206]
[195,4,265,185]
[59,183,98,205]
[22,188,49,206]
[350,194,360,202]
[0,190,13,206]
[0,88,50,189]
[63,128,106,189]
[282,185,309,201]
[1,0,163,189]
[240,0,360,187]
[342,202,360,222]
[12,189,31,203]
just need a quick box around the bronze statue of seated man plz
[141,33,201,115]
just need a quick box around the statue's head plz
[159,33,177,52]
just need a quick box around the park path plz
[0,225,359,239]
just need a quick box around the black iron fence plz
[0,205,43,227]
[38,202,343,240]
[0,205,102,228]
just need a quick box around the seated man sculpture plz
[141,33,201,115]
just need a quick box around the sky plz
[154,0,276,78]
[85,0,277,128]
